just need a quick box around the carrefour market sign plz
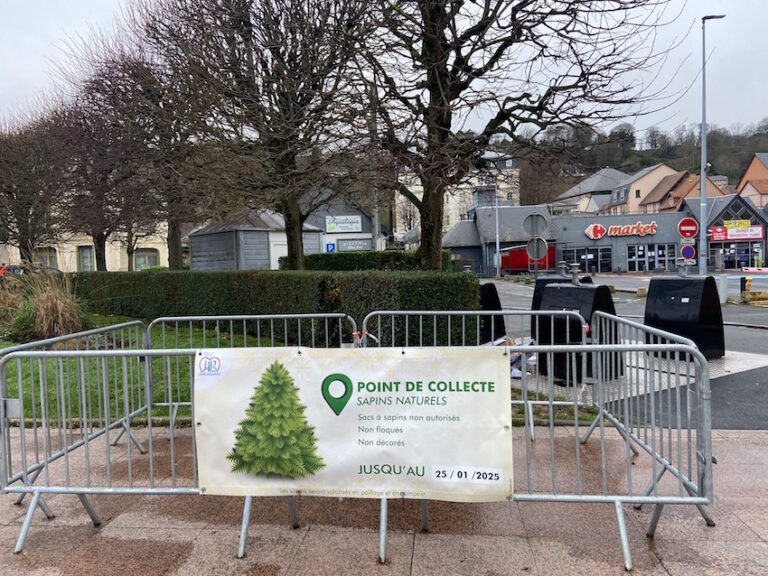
[584,221,658,240]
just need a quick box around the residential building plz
[0,232,169,272]
[735,153,768,209]
[394,153,520,239]
[740,179,768,209]
[639,171,725,214]
[736,153,768,193]
[552,167,629,214]
[602,163,677,215]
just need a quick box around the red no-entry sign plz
[678,217,699,238]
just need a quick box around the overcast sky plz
[1,0,765,140]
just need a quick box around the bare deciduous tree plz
[0,114,65,262]
[367,0,676,268]
[131,0,372,269]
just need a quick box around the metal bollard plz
[570,263,580,285]
[558,260,568,277]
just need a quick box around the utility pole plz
[700,14,725,276]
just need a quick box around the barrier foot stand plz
[112,421,147,455]
[646,504,664,538]
[237,496,252,559]
[634,466,666,511]
[580,415,600,445]
[286,496,299,529]
[15,468,42,506]
[378,498,388,564]
[37,496,55,520]
[126,427,146,454]
[169,405,179,439]
[15,492,41,554]
[77,494,101,527]
[420,500,430,532]
[111,424,126,445]
[608,420,639,457]
[684,484,716,527]
[614,501,633,571]
[527,403,535,441]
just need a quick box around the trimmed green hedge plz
[279,250,452,272]
[72,270,479,325]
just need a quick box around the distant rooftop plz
[556,167,629,201]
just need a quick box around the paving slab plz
[652,539,768,576]
[412,533,534,576]
[288,527,413,576]
[173,526,306,576]
[0,426,766,574]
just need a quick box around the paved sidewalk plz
[1,429,767,575]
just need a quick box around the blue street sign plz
[326,243,336,253]
[681,245,696,260]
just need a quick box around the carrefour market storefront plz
[552,213,696,273]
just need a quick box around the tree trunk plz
[17,233,33,263]
[167,219,183,269]
[418,179,445,270]
[280,195,305,270]
[93,233,108,271]
[126,227,135,272]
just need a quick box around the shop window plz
[33,247,58,270]
[135,248,160,270]
[77,246,95,272]
[599,247,612,272]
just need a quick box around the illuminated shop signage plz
[584,221,658,240]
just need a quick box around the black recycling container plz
[536,283,619,383]
[643,276,725,360]
[479,283,506,344]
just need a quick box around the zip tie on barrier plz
[352,331,379,347]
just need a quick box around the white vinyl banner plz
[195,347,513,502]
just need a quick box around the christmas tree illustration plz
[227,361,325,479]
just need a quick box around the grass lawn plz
[0,315,343,424]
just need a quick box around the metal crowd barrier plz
[361,310,713,571]
[0,321,147,513]
[0,311,712,571]
[0,313,357,555]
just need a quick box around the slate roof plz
[473,205,555,243]
[189,210,321,236]
[680,194,743,224]
[441,220,481,248]
[555,168,629,200]
[756,153,768,169]
[591,195,612,211]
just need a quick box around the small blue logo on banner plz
[198,354,222,376]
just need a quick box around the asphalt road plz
[485,277,768,429]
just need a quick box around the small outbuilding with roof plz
[189,210,323,271]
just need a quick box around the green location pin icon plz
[321,373,353,416]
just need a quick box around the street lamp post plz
[700,14,725,276]
[494,180,500,277]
